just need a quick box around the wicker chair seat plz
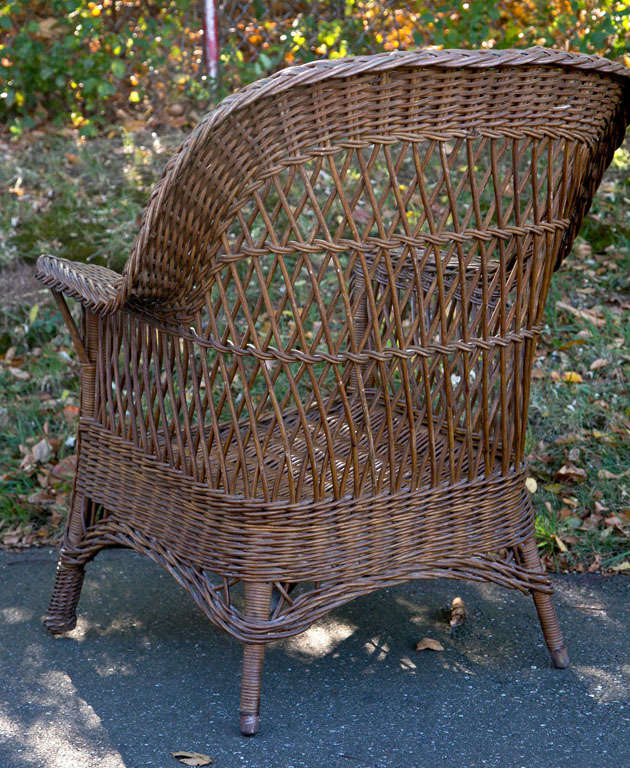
[161,397,473,501]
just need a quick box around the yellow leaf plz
[612,561,630,572]
[525,477,538,494]
[563,371,583,383]
[554,535,568,553]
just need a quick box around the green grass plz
[0,129,628,569]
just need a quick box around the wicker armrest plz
[36,255,123,315]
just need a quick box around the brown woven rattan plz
[36,47,629,736]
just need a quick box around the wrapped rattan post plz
[44,309,99,633]
[35,48,629,733]
[240,582,273,736]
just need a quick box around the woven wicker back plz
[107,49,628,502]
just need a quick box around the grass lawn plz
[0,128,628,572]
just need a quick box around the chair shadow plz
[1,549,628,768]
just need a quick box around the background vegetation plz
[0,2,628,571]
[1,1,629,135]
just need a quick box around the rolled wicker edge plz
[35,254,123,315]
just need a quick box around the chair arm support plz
[35,255,123,316]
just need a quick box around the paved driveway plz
[1,549,628,768]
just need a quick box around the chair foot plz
[240,713,259,736]
[44,561,85,635]
[550,645,570,669]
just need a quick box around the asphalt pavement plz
[1,548,628,768]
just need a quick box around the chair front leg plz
[240,581,273,736]
[45,305,99,635]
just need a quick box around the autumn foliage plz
[1,0,628,134]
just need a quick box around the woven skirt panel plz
[76,422,533,582]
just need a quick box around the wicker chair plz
[37,48,628,735]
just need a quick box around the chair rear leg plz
[240,582,272,736]
[520,537,569,669]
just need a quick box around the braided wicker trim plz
[36,255,122,315]
[165,322,543,365]
[212,218,572,265]
[56,519,550,643]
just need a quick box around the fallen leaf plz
[63,404,79,422]
[554,535,569,553]
[551,370,583,384]
[587,555,602,572]
[415,637,444,652]
[598,468,630,480]
[611,561,630,572]
[27,490,56,508]
[449,597,466,629]
[555,301,605,328]
[590,358,608,371]
[574,242,592,258]
[8,366,30,381]
[604,515,624,531]
[32,439,52,464]
[50,454,77,483]
[525,477,538,494]
[171,752,213,766]
[556,464,587,483]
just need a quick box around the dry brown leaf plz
[574,243,592,259]
[556,464,587,483]
[27,490,56,508]
[555,301,605,327]
[32,439,52,464]
[50,454,77,483]
[598,468,630,480]
[590,358,608,371]
[171,752,213,766]
[8,366,30,380]
[415,637,444,652]
[449,597,467,629]
[587,555,602,573]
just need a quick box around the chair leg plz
[44,493,91,635]
[239,582,272,736]
[44,559,85,634]
[520,537,569,669]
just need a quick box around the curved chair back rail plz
[36,47,629,736]
[121,47,629,318]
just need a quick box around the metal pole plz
[201,0,220,83]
